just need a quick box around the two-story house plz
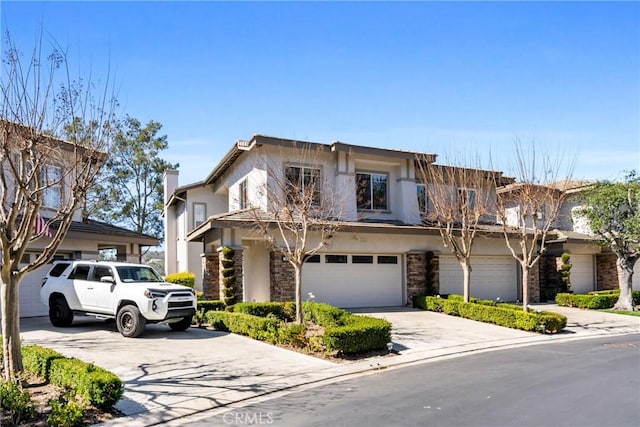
[167,135,581,308]
[0,121,159,318]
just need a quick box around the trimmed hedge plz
[19,345,122,409]
[413,295,566,333]
[197,300,226,312]
[232,302,295,322]
[556,291,640,309]
[204,311,280,342]
[201,301,391,355]
[165,272,195,288]
[323,315,392,354]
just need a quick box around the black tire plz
[169,316,192,332]
[49,297,73,327]
[116,305,146,338]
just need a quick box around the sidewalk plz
[20,305,639,427]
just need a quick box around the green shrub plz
[586,290,640,305]
[302,302,347,327]
[414,295,566,333]
[556,293,619,309]
[323,315,391,354]
[165,272,195,288]
[0,380,35,425]
[21,345,123,409]
[205,311,280,342]
[197,300,226,312]
[277,323,307,348]
[47,394,84,427]
[233,302,294,322]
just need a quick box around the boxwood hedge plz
[555,291,640,309]
[413,294,566,333]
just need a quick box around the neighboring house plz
[164,135,618,308]
[0,122,159,318]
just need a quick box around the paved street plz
[17,305,640,426]
[179,334,640,427]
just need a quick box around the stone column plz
[596,253,620,290]
[406,251,427,304]
[201,252,220,300]
[269,252,296,301]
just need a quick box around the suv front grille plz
[169,300,194,309]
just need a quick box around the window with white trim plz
[356,172,388,210]
[457,188,476,211]
[239,179,248,210]
[284,165,321,205]
[193,203,207,228]
[41,165,62,209]
[417,184,427,213]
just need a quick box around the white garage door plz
[19,265,49,318]
[440,256,518,301]
[302,254,403,308]
[570,255,595,294]
[634,262,640,291]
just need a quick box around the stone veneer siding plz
[219,248,244,302]
[201,252,220,300]
[596,253,620,290]
[269,252,296,301]
[527,263,540,303]
[406,252,427,304]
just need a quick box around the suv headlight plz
[144,289,168,299]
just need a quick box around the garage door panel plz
[570,255,595,294]
[440,256,517,301]
[302,254,403,308]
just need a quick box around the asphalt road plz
[180,334,640,427]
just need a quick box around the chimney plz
[163,169,179,205]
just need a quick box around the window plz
[356,172,388,210]
[69,265,91,280]
[193,203,207,228]
[285,166,321,205]
[352,255,373,264]
[377,255,398,264]
[92,266,113,282]
[457,188,477,211]
[304,254,321,263]
[325,254,347,264]
[48,262,70,277]
[41,165,62,209]
[238,179,248,210]
[417,184,427,213]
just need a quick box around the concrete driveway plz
[19,316,335,422]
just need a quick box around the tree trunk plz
[1,275,24,381]
[521,265,529,310]
[613,257,636,311]
[461,260,471,302]
[293,264,303,323]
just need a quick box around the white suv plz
[40,260,197,338]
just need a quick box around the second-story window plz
[357,172,388,210]
[239,179,248,209]
[285,166,321,205]
[41,165,62,209]
[417,184,427,213]
[457,188,477,211]
[193,203,207,228]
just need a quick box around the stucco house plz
[163,135,624,308]
[0,122,159,318]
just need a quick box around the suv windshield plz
[115,266,164,283]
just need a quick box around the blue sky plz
[2,1,639,185]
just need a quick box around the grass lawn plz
[599,309,640,317]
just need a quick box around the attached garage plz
[18,265,50,318]
[440,256,518,301]
[570,254,595,294]
[634,262,640,291]
[302,253,404,308]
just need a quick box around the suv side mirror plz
[100,276,115,283]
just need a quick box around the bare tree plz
[416,155,500,302]
[496,142,574,309]
[247,142,345,323]
[0,32,116,380]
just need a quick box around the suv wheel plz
[169,316,192,332]
[116,305,146,338]
[49,297,73,327]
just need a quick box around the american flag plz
[34,213,52,238]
